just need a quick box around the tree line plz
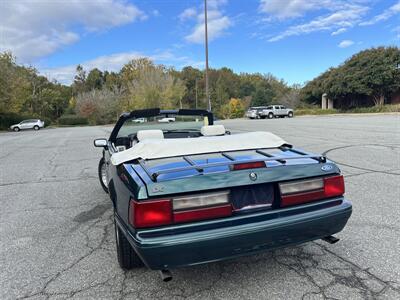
[0,52,72,127]
[71,58,297,124]
[301,46,400,108]
[1,46,398,128]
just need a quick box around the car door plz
[19,120,30,129]
[26,120,36,129]
[280,106,288,116]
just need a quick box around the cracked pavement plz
[1,115,399,299]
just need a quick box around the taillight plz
[174,205,232,223]
[324,175,345,197]
[172,191,231,223]
[129,191,232,228]
[280,175,344,207]
[232,161,266,171]
[130,199,172,228]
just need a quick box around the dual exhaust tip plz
[158,235,339,282]
[160,269,172,282]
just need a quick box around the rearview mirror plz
[94,138,107,147]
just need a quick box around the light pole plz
[195,78,198,109]
[204,0,211,111]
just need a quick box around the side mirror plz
[94,138,107,148]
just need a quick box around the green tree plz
[86,68,104,90]
[301,46,400,108]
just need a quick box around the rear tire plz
[33,125,39,130]
[288,112,294,118]
[268,113,274,119]
[98,157,109,193]
[13,127,20,132]
[115,218,144,269]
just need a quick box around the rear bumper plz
[123,199,352,270]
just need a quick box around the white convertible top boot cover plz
[111,131,287,165]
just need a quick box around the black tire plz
[98,157,109,193]
[115,218,144,269]
[268,113,274,119]
[13,127,20,132]
[33,125,40,130]
[288,112,294,118]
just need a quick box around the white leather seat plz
[201,125,226,136]
[137,130,164,141]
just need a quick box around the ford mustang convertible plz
[94,108,352,281]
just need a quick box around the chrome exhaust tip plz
[160,269,172,282]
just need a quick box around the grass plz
[295,104,400,116]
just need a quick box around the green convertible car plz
[94,108,352,281]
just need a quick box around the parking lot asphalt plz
[1,114,399,300]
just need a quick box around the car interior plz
[114,125,227,152]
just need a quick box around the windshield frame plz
[109,108,214,142]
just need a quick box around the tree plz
[122,59,186,111]
[75,88,123,124]
[72,65,87,94]
[251,81,275,106]
[86,68,104,90]
[179,66,204,108]
[301,47,400,107]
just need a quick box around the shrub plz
[295,108,338,116]
[294,104,400,116]
[346,104,400,113]
[220,98,245,119]
[58,115,88,126]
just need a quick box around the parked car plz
[94,108,351,281]
[245,106,267,119]
[132,118,147,123]
[10,119,44,132]
[158,117,176,123]
[259,105,294,119]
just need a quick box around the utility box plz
[327,98,334,109]
[321,93,327,109]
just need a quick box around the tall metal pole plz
[204,0,211,111]
[195,78,198,109]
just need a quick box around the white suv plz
[259,105,294,119]
[10,119,45,132]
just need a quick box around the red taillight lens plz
[129,191,233,228]
[324,175,345,197]
[232,161,266,171]
[130,199,172,228]
[174,205,232,223]
[280,175,345,207]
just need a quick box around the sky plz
[0,0,399,85]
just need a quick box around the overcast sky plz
[1,0,399,85]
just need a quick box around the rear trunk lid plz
[130,147,339,201]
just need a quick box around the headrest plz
[137,130,164,141]
[201,125,226,136]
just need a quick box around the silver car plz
[245,107,267,119]
[10,119,45,132]
[259,105,294,119]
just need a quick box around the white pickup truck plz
[259,105,294,119]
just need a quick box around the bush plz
[295,108,339,116]
[58,115,88,126]
[0,112,50,130]
[346,104,400,113]
[220,98,245,119]
[295,104,400,116]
